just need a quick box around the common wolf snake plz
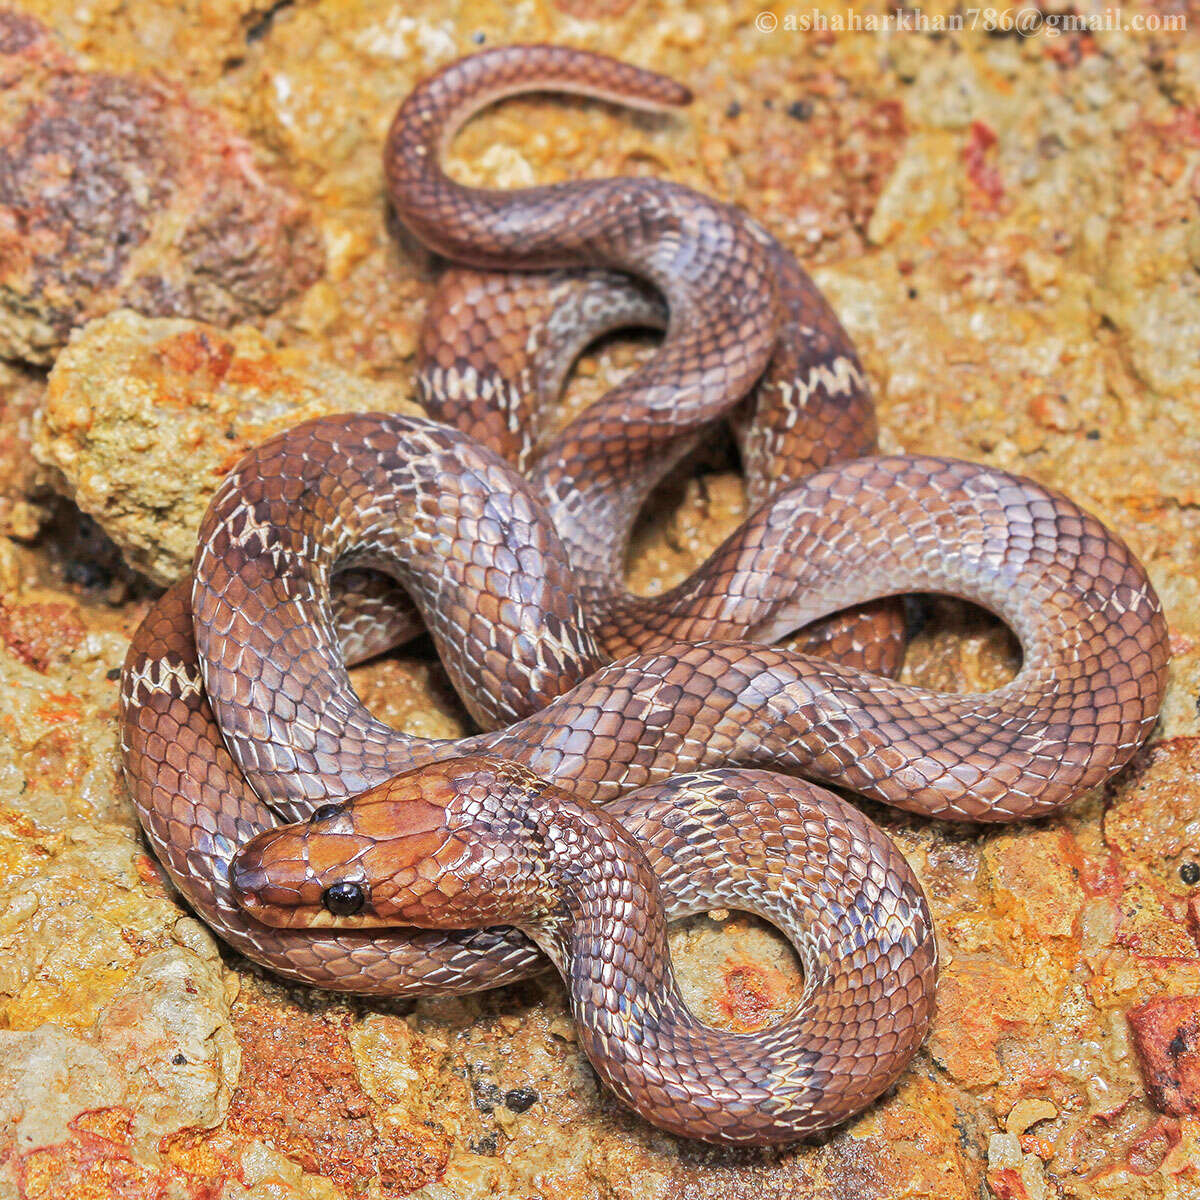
[120,46,1169,1144]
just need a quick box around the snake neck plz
[514,793,683,1028]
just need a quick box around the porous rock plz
[0,11,323,365]
[34,310,421,583]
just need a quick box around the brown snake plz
[118,47,1170,1145]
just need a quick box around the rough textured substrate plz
[2,5,1199,1199]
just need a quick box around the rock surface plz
[0,11,323,365]
[34,310,422,584]
[1,3,1199,1199]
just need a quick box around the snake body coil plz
[119,46,1169,1145]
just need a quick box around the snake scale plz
[119,46,1170,1145]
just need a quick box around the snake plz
[117,46,1171,1145]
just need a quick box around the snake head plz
[230,756,552,930]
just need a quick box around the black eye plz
[1181,861,1200,887]
[311,804,342,823]
[322,881,367,916]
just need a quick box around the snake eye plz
[322,881,367,916]
[311,804,343,823]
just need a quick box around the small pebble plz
[504,1086,539,1113]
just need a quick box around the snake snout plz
[230,827,330,927]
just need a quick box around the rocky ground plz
[1,3,1199,1198]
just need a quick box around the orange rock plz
[929,959,1041,1089]
[963,121,1004,209]
[984,827,1084,940]
[222,999,451,1197]
[1103,739,1200,879]
[1128,996,1200,1117]
[716,961,795,1033]
[1126,1115,1182,1176]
